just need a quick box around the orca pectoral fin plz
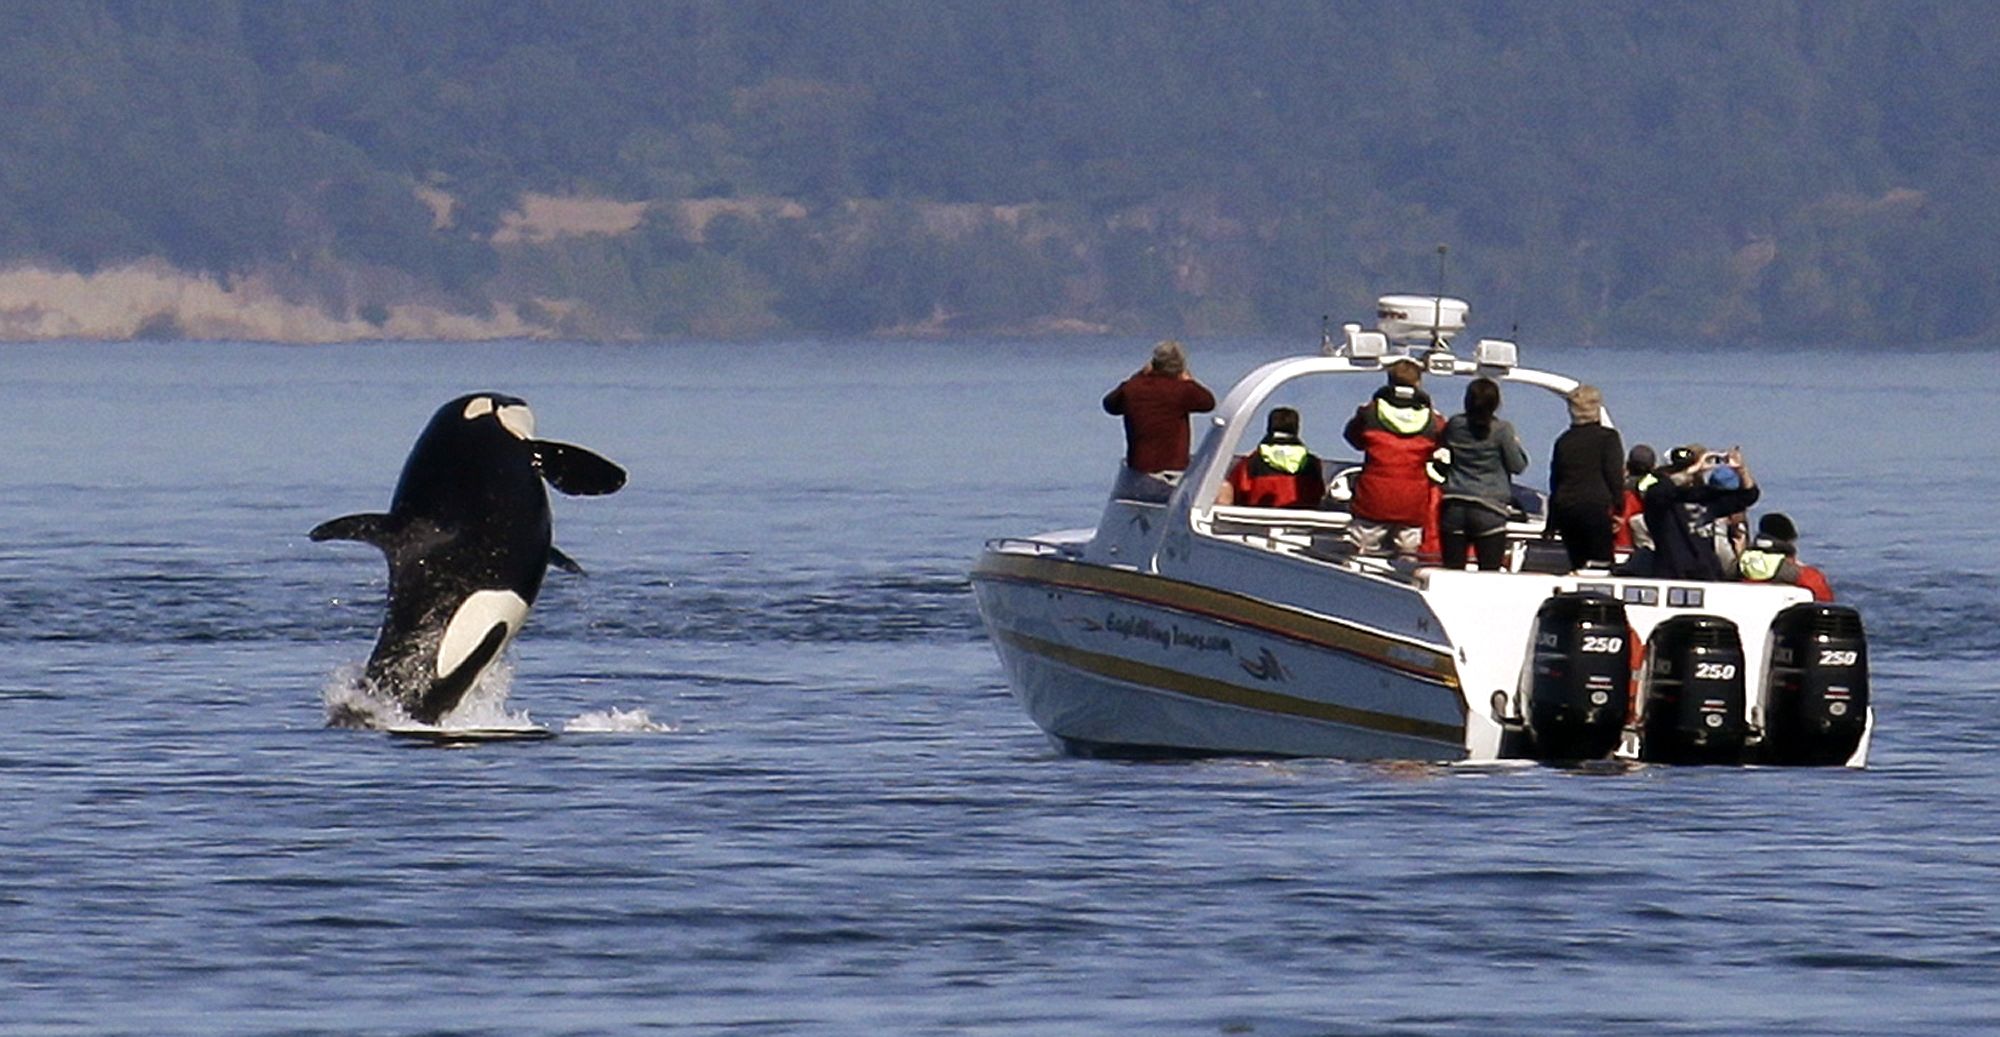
[531,440,628,497]
[549,545,587,576]
[310,512,399,549]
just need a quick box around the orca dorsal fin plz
[310,512,401,550]
[530,440,628,497]
[549,545,586,576]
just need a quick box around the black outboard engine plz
[1641,615,1748,764]
[1523,592,1631,761]
[1759,603,1869,765]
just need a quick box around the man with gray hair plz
[1103,339,1216,480]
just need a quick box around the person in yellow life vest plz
[1342,357,1445,557]
[1219,407,1326,508]
[1737,512,1835,601]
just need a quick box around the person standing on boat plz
[1343,357,1445,559]
[1434,377,1529,570]
[1103,340,1216,495]
[1219,407,1326,508]
[1639,444,1761,581]
[1736,511,1834,600]
[1547,384,1625,571]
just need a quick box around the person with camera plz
[1637,443,1761,580]
[1103,340,1217,501]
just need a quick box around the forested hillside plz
[1,1,1996,343]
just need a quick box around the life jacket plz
[1259,442,1309,474]
[1615,473,1656,549]
[1227,436,1324,508]
[1737,547,1791,583]
[1350,397,1442,525]
[1737,538,1835,601]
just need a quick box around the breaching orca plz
[312,393,626,724]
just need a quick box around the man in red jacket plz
[1336,358,1448,560]
[1342,357,1445,559]
[1103,340,1216,477]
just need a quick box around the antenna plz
[1431,243,1449,349]
[1320,314,1334,355]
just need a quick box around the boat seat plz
[1513,538,1571,574]
[1209,504,1350,539]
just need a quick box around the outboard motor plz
[1641,615,1748,764]
[1523,592,1631,761]
[1760,603,1869,765]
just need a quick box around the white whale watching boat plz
[971,296,1873,766]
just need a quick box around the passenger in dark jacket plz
[1640,445,1762,580]
[1547,385,1625,571]
[1435,377,1529,570]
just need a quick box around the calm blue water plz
[2,336,1996,1036]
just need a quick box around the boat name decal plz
[1097,611,1235,654]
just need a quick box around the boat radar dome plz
[1376,294,1469,346]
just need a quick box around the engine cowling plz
[1522,592,1631,762]
[1759,603,1869,765]
[1641,615,1748,764]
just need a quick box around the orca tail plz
[530,440,628,496]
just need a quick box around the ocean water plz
[1,335,1996,1036]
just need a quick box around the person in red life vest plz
[1219,406,1326,508]
[1736,511,1835,601]
[1102,340,1216,480]
[1547,384,1625,571]
[1342,357,1445,559]
[1613,443,1657,552]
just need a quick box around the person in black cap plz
[1737,511,1835,600]
[1219,407,1326,508]
[1635,443,1760,580]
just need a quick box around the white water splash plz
[320,657,541,733]
[321,661,405,729]
[563,706,674,734]
[441,658,539,730]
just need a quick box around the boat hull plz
[971,551,1469,760]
